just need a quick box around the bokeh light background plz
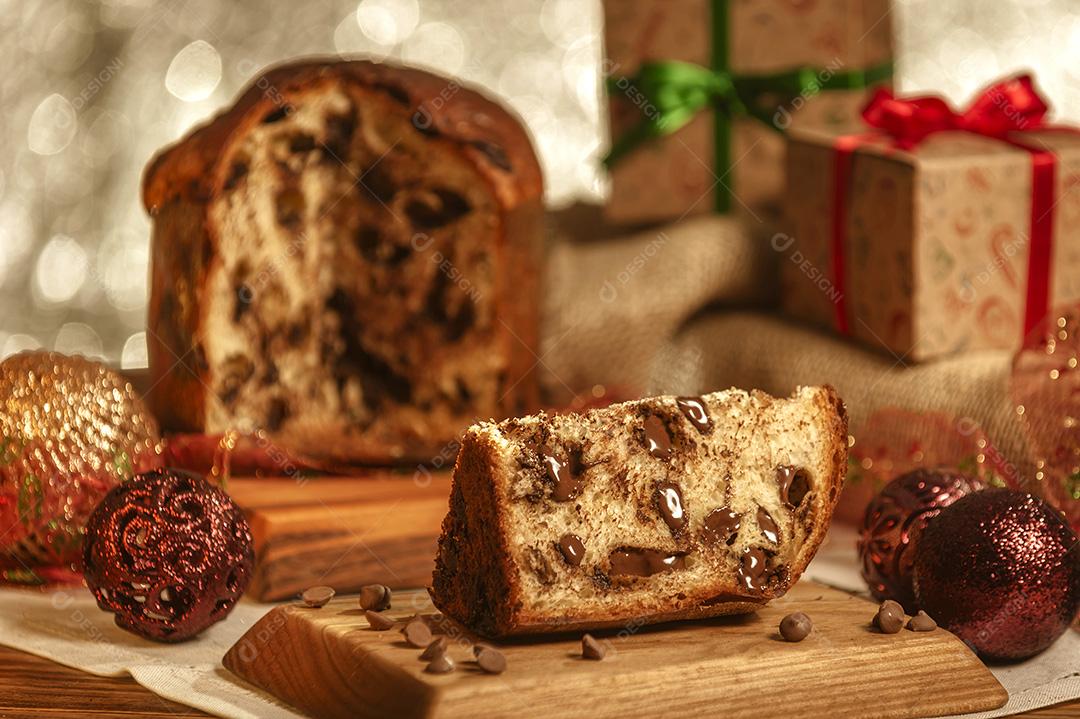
[3,0,1080,367]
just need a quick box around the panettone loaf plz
[143,59,543,464]
[431,386,847,637]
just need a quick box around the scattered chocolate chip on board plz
[874,600,905,634]
[358,584,392,611]
[779,612,813,642]
[301,586,335,608]
[365,610,397,631]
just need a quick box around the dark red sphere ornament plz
[858,469,983,611]
[82,468,254,642]
[913,489,1080,661]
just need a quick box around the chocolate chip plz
[558,534,585,566]
[365,610,397,631]
[476,646,507,674]
[874,600,905,634]
[608,548,686,577]
[265,397,290,432]
[289,133,317,153]
[472,642,495,658]
[223,159,249,191]
[656,482,686,533]
[470,140,512,171]
[404,188,471,229]
[581,633,606,660]
[301,585,334,608]
[402,618,433,648]
[738,547,768,593]
[358,584,392,611]
[778,466,810,508]
[779,612,813,642]
[262,105,293,124]
[643,415,672,459]
[233,283,253,322]
[544,452,582,502]
[323,113,357,158]
[675,396,712,433]
[757,507,780,544]
[425,653,455,674]
[906,610,937,632]
[703,507,741,545]
[419,636,448,660]
[276,187,305,228]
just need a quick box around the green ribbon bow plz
[604,0,893,213]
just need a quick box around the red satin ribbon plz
[831,74,1057,340]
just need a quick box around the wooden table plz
[0,644,1075,718]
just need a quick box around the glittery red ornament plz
[0,352,163,584]
[913,489,1080,660]
[858,469,983,611]
[82,469,254,642]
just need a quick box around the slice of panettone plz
[431,385,848,637]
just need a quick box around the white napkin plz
[0,586,302,719]
[804,525,1080,719]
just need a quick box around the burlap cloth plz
[541,206,1030,487]
[541,205,778,401]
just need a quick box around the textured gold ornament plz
[0,351,163,582]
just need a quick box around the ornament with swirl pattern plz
[82,468,254,642]
[0,352,163,584]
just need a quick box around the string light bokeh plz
[2,0,1079,367]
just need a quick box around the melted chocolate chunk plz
[737,547,768,593]
[676,396,713,433]
[643,415,672,459]
[703,507,741,545]
[558,534,585,566]
[777,466,810,508]
[544,452,582,502]
[655,482,686,533]
[608,548,687,577]
[757,507,780,544]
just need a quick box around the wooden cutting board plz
[227,472,451,602]
[223,581,1007,719]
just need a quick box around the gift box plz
[602,0,893,226]
[781,75,1080,361]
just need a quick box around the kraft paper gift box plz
[602,0,893,226]
[781,77,1080,362]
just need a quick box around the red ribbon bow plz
[861,75,1050,148]
[830,74,1057,339]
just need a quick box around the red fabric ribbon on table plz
[830,74,1056,337]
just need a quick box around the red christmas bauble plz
[913,489,1080,660]
[0,352,163,583]
[83,469,254,642]
[858,469,983,611]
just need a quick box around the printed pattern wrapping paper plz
[783,126,1080,361]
